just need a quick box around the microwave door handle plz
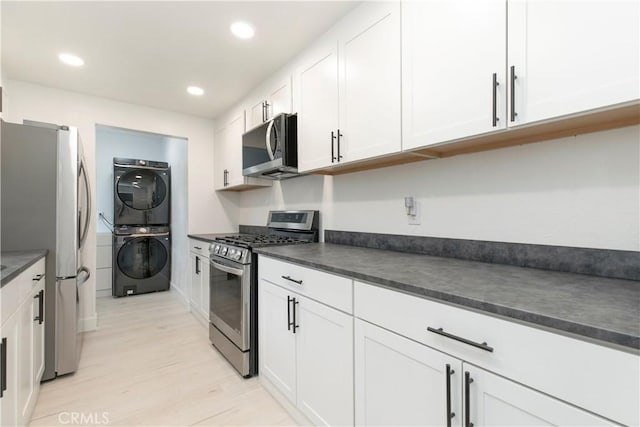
[265,119,276,161]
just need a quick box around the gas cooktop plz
[214,233,311,248]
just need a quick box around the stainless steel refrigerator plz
[1,120,91,380]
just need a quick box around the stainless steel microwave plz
[242,113,300,180]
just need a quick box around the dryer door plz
[115,168,169,225]
[117,236,168,279]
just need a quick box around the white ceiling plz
[1,1,358,119]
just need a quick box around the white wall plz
[4,79,240,330]
[240,125,640,251]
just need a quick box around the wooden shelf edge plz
[311,102,640,176]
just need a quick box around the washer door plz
[117,237,168,279]
[116,169,167,211]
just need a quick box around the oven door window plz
[210,262,243,336]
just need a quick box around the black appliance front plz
[113,158,171,226]
[112,225,171,297]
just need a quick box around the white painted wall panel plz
[240,126,640,251]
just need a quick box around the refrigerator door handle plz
[77,267,91,285]
[79,160,91,248]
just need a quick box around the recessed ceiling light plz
[187,86,204,96]
[230,21,255,39]
[58,53,84,67]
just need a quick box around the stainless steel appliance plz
[242,113,299,180]
[112,225,171,297]
[208,210,319,377]
[1,120,91,380]
[113,158,170,226]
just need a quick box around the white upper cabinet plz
[402,0,507,150]
[245,74,293,131]
[296,38,340,172]
[297,2,401,172]
[337,2,401,164]
[214,108,271,191]
[508,0,639,126]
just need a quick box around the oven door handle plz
[210,259,244,277]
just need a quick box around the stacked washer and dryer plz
[112,158,171,297]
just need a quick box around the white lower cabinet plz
[355,319,462,426]
[259,275,354,426]
[355,319,616,427]
[1,257,46,427]
[465,364,615,427]
[188,239,209,324]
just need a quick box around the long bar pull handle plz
[1,337,6,398]
[39,290,44,324]
[195,256,200,275]
[465,371,474,427]
[428,327,494,352]
[331,131,336,163]
[287,296,293,331]
[32,274,44,282]
[492,73,499,127]
[446,364,455,427]
[337,129,344,161]
[34,290,44,324]
[281,275,303,285]
[194,246,202,250]
[292,298,299,334]
[264,101,270,121]
[510,65,517,122]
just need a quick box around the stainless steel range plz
[208,210,319,377]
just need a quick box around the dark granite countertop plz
[254,243,640,350]
[1,250,48,287]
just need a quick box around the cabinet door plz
[214,111,245,189]
[339,2,401,163]
[258,280,297,404]
[465,365,616,426]
[18,292,34,422]
[1,312,20,427]
[189,253,203,314]
[402,0,506,150]
[296,39,339,172]
[213,126,229,190]
[246,98,266,131]
[268,76,292,120]
[32,282,45,388]
[199,261,210,319]
[508,0,639,126]
[296,294,354,426]
[355,319,462,427]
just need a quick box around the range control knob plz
[221,247,228,256]
[234,250,243,260]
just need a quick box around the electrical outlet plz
[405,197,420,225]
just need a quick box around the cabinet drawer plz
[354,281,639,426]
[2,257,45,324]
[189,239,209,257]
[259,256,353,314]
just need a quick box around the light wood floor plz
[30,290,297,426]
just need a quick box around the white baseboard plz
[96,289,111,298]
[171,281,190,310]
[80,314,98,332]
[260,377,313,426]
